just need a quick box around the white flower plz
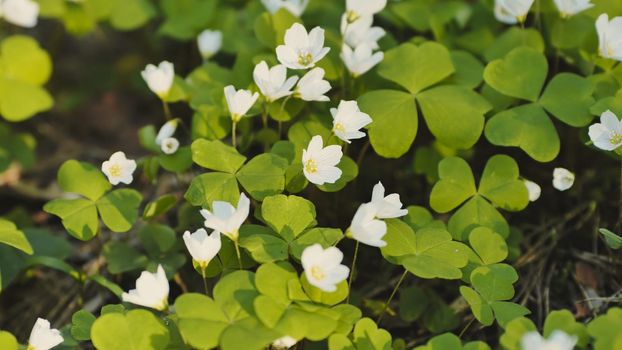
[28,318,63,350]
[345,0,387,23]
[341,15,385,49]
[253,61,299,102]
[156,119,180,154]
[520,330,577,350]
[276,23,330,70]
[596,14,622,61]
[302,135,343,185]
[523,180,541,202]
[589,110,622,151]
[341,43,384,77]
[160,137,180,155]
[197,29,222,59]
[141,61,175,98]
[330,100,372,143]
[155,119,178,145]
[261,0,309,17]
[101,151,137,186]
[494,0,534,24]
[199,193,250,242]
[295,67,331,102]
[224,85,259,122]
[370,181,408,218]
[553,0,593,17]
[350,203,387,247]
[1,0,38,28]
[122,265,169,311]
[553,168,575,191]
[272,336,298,349]
[301,244,349,292]
[183,228,221,270]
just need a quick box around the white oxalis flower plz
[122,264,169,311]
[28,318,63,350]
[523,180,541,202]
[494,0,534,24]
[197,29,222,59]
[302,135,343,185]
[301,243,350,292]
[553,167,575,191]
[331,100,372,143]
[345,0,387,23]
[1,0,39,28]
[370,181,408,219]
[271,336,298,349]
[183,228,222,270]
[341,43,384,77]
[141,61,175,98]
[224,85,259,122]
[101,151,137,186]
[520,330,577,350]
[295,67,331,102]
[160,137,179,155]
[596,14,622,61]
[253,61,299,102]
[156,119,179,154]
[553,0,593,17]
[261,0,308,17]
[199,193,250,242]
[589,110,622,151]
[350,203,387,247]
[341,15,385,49]
[276,23,330,70]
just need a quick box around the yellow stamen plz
[610,132,622,145]
[109,164,122,177]
[310,266,325,281]
[334,122,345,133]
[346,10,359,23]
[297,53,313,66]
[305,159,318,174]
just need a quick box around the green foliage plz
[43,160,142,240]
[430,155,527,240]
[91,309,170,350]
[0,36,53,122]
[0,331,17,350]
[0,219,33,254]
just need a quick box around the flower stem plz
[162,99,172,121]
[234,241,243,270]
[376,269,409,325]
[618,159,622,231]
[232,121,238,148]
[261,102,268,129]
[201,267,209,295]
[346,240,360,304]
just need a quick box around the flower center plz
[310,266,325,281]
[610,132,622,145]
[304,159,318,174]
[334,122,345,132]
[109,164,122,177]
[297,52,313,66]
[346,10,359,23]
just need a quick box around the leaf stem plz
[376,269,408,325]
[346,240,360,304]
